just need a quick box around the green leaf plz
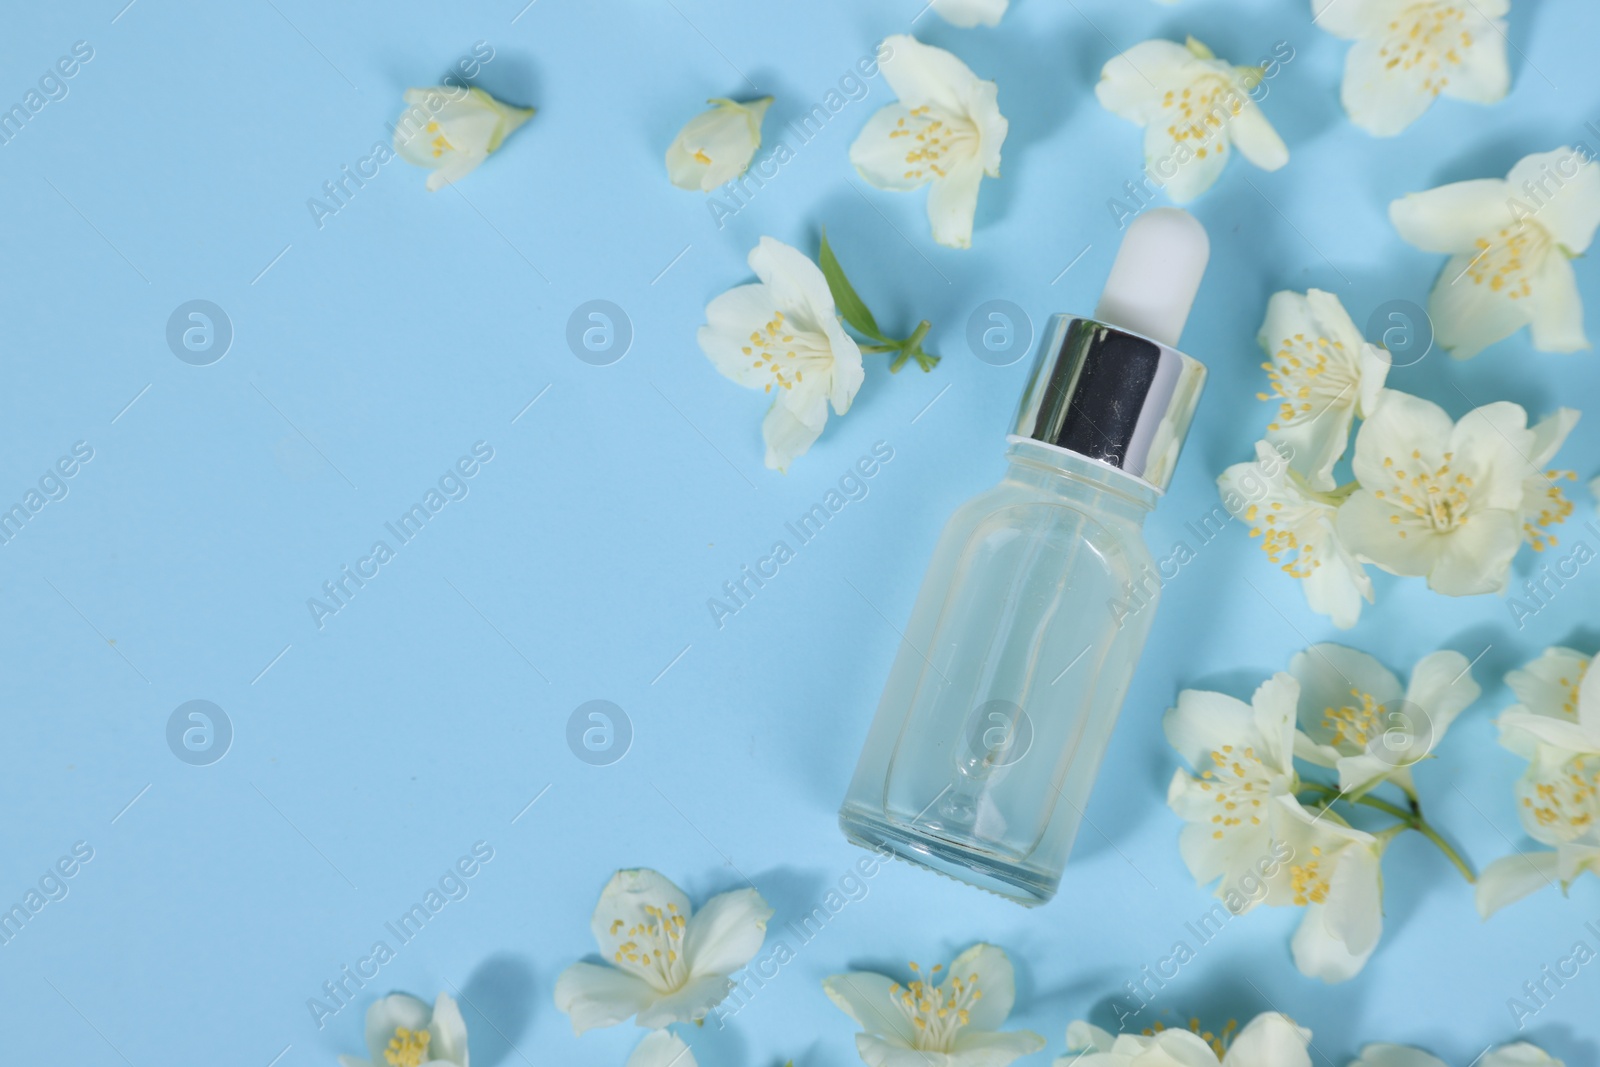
[818,228,888,342]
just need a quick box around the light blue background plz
[2,0,1598,1064]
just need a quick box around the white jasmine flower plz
[1390,147,1600,358]
[850,35,1008,249]
[1520,408,1580,550]
[338,992,467,1067]
[824,944,1044,1067]
[1164,673,1302,904]
[1498,646,1597,758]
[393,86,534,191]
[628,1030,697,1067]
[554,868,773,1034]
[1288,644,1480,798]
[1479,649,1600,916]
[666,97,772,192]
[1312,0,1511,136]
[1336,389,1534,595]
[1257,289,1391,490]
[931,0,1007,27]
[1096,37,1288,203]
[1267,795,1387,981]
[1218,441,1374,628]
[1057,1011,1313,1067]
[697,237,866,472]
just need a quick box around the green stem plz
[1295,784,1476,883]
[1412,817,1477,884]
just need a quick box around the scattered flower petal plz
[554,868,772,1034]
[628,1030,698,1067]
[1055,1011,1313,1067]
[697,237,866,472]
[393,86,534,191]
[850,35,1008,249]
[1257,289,1390,490]
[931,0,1007,27]
[1390,147,1600,358]
[1335,389,1535,595]
[1312,0,1511,136]
[337,992,468,1067]
[1289,644,1479,798]
[1479,649,1600,916]
[1218,441,1374,628]
[1520,408,1581,549]
[1164,673,1301,903]
[1096,37,1287,203]
[824,944,1044,1067]
[667,97,772,192]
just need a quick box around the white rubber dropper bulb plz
[1092,208,1210,349]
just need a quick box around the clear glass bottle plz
[838,210,1211,905]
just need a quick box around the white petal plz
[1300,539,1374,629]
[1350,1045,1450,1067]
[1528,407,1581,468]
[1423,506,1521,594]
[699,283,784,389]
[1321,838,1384,956]
[1497,712,1599,755]
[927,156,986,249]
[1096,41,1197,125]
[1145,1028,1228,1067]
[822,972,919,1045]
[1441,22,1510,105]
[424,150,489,192]
[427,993,469,1066]
[1311,0,1386,38]
[966,78,1007,177]
[1507,148,1600,252]
[1252,672,1302,773]
[1481,1045,1566,1067]
[1164,689,1254,771]
[748,237,841,340]
[1390,179,1515,253]
[1475,851,1560,917]
[1292,901,1378,982]
[1065,1022,1117,1055]
[946,943,1015,1030]
[1227,100,1288,172]
[1403,649,1481,748]
[1224,1012,1313,1067]
[948,1028,1048,1066]
[1528,251,1588,353]
[763,382,830,472]
[684,887,772,978]
[627,1030,698,1067]
[878,35,982,116]
[931,0,1008,28]
[553,962,658,1035]
[1451,401,1532,508]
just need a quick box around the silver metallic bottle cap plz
[1011,208,1210,493]
[1010,314,1206,493]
